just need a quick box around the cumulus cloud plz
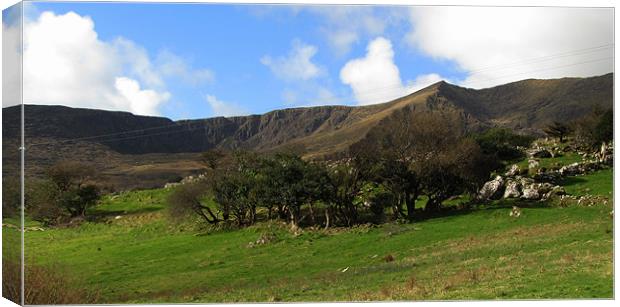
[114,77,170,116]
[5,10,213,116]
[261,40,323,81]
[340,37,444,106]
[407,7,613,88]
[204,94,248,117]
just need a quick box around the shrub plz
[2,261,99,304]
[473,128,534,162]
[572,106,613,149]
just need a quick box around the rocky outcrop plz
[505,164,521,177]
[479,175,565,201]
[478,176,505,200]
[503,180,521,198]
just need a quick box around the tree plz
[256,154,332,228]
[167,181,220,224]
[47,161,95,193]
[27,180,64,226]
[572,106,613,149]
[358,109,493,214]
[199,149,226,170]
[473,128,534,162]
[27,162,101,224]
[213,172,255,226]
[544,121,572,143]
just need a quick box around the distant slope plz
[2,73,613,187]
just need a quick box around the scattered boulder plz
[542,185,566,200]
[528,159,540,169]
[503,180,521,198]
[521,186,540,200]
[505,164,521,177]
[478,175,505,200]
[509,206,522,217]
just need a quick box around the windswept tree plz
[167,181,221,224]
[544,121,572,143]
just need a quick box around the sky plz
[1,2,614,120]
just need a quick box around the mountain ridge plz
[2,73,613,187]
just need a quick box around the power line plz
[465,56,613,86]
[466,44,613,74]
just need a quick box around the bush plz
[572,107,613,149]
[2,178,20,218]
[473,128,534,162]
[2,261,99,304]
[26,162,101,225]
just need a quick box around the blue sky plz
[2,2,613,119]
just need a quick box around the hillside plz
[2,73,613,188]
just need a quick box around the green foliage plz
[199,149,226,169]
[2,178,20,218]
[572,106,613,149]
[27,162,102,225]
[473,128,534,162]
[543,121,572,142]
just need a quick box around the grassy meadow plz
[3,152,613,303]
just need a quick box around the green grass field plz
[3,163,612,303]
[4,149,613,303]
[516,151,583,170]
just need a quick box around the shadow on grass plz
[557,176,588,188]
[411,198,552,222]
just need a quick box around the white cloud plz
[404,73,446,93]
[156,50,215,86]
[325,30,358,56]
[6,10,212,116]
[407,7,613,88]
[261,40,323,81]
[205,94,248,117]
[305,6,404,56]
[341,37,442,106]
[114,77,170,116]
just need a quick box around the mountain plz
[2,73,613,188]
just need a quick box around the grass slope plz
[8,167,612,303]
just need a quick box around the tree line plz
[168,109,501,228]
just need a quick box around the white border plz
[0,1,617,307]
